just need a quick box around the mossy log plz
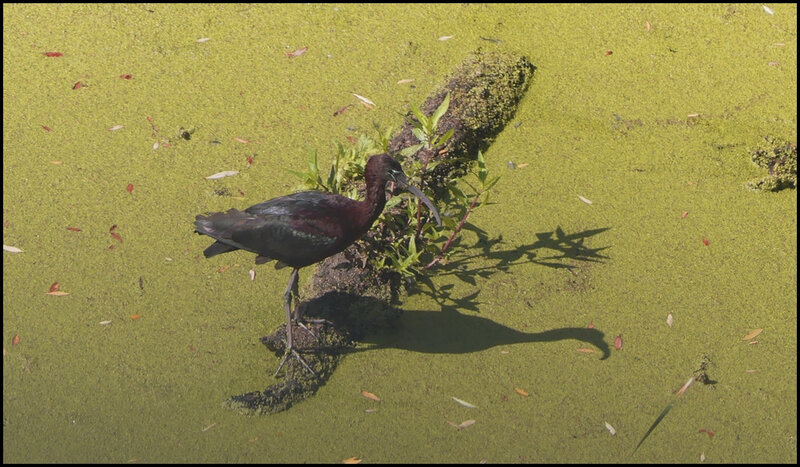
[226,51,535,415]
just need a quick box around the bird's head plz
[368,153,442,226]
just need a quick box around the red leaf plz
[120,74,133,79]
[110,232,123,243]
[126,183,134,193]
[681,211,688,218]
[72,81,86,90]
[44,51,63,57]
[66,226,82,232]
[605,50,613,56]
[42,125,52,132]
[246,156,254,166]
[614,335,623,350]
[49,282,60,293]
[12,334,20,346]
[702,237,709,246]
[109,224,118,232]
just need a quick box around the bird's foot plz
[274,347,318,379]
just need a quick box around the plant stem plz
[422,190,482,270]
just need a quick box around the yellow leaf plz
[741,328,763,341]
[515,388,529,397]
[576,348,595,354]
[342,457,362,464]
[46,291,70,296]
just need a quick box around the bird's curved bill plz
[403,184,442,226]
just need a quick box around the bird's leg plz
[274,268,316,378]
[289,270,332,339]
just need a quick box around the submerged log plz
[226,50,535,414]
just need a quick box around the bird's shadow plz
[304,293,610,359]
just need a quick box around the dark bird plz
[195,153,441,376]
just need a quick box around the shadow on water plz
[233,225,611,413]
[413,224,611,310]
[311,224,613,358]
[357,303,611,360]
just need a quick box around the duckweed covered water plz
[3,4,796,463]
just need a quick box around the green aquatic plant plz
[400,91,454,157]
[288,95,496,283]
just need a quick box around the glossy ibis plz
[195,153,441,376]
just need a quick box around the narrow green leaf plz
[430,92,451,129]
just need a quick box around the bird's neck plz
[359,169,388,227]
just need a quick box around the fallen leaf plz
[741,328,763,341]
[12,334,20,346]
[396,79,415,85]
[72,81,86,90]
[699,428,714,439]
[196,37,210,43]
[614,335,623,350]
[342,457,362,464]
[458,419,476,429]
[577,195,593,204]
[645,20,651,32]
[233,137,250,144]
[3,245,24,253]
[587,322,595,329]
[352,93,375,107]
[333,104,353,117]
[120,74,133,79]
[49,282,60,293]
[109,224,118,232]
[666,313,674,327]
[605,50,613,56]
[216,265,230,273]
[130,314,141,320]
[286,46,308,58]
[762,5,774,15]
[99,320,112,325]
[675,377,694,396]
[748,340,759,345]
[605,421,617,435]
[66,226,82,232]
[681,211,688,218]
[438,35,454,41]
[576,348,595,354]
[46,291,70,296]
[126,183,134,193]
[700,453,706,462]
[50,160,62,165]
[42,125,52,132]
[515,388,529,397]
[110,232,123,243]
[108,125,124,131]
[360,390,380,401]
[702,237,709,246]
[249,269,256,281]
[205,170,238,180]
[452,396,477,408]
[44,51,63,57]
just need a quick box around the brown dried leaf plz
[342,457,362,464]
[360,390,380,402]
[576,348,595,354]
[741,328,763,341]
[46,291,70,296]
